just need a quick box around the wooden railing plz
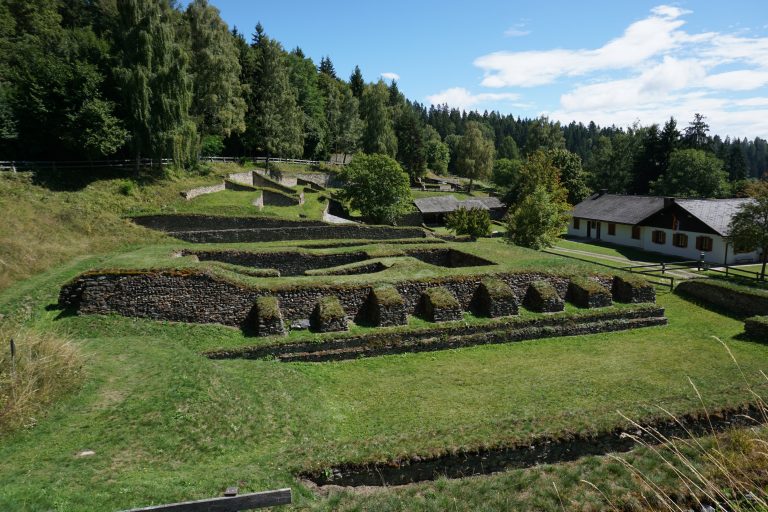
[120,487,291,512]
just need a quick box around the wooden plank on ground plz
[120,488,292,512]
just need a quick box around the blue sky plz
[190,1,768,139]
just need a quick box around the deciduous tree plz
[729,193,768,279]
[652,149,728,198]
[456,121,494,192]
[339,154,412,224]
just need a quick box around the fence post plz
[698,252,704,271]
[661,262,666,275]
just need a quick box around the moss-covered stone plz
[368,286,408,327]
[254,296,285,337]
[474,278,517,318]
[310,295,348,332]
[420,287,462,322]
[745,316,768,341]
[523,281,564,313]
[567,276,613,308]
[612,274,656,303]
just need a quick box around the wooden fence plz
[120,488,291,512]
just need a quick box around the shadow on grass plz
[674,290,746,321]
[30,165,167,192]
[563,236,688,264]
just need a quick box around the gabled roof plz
[571,193,755,237]
[413,195,506,214]
[414,195,460,214]
[676,198,754,236]
[571,193,665,225]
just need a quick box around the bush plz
[117,179,138,197]
[200,135,224,157]
[445,207,491,239]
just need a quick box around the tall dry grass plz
[587,337,768,511]
[0,325,83,433]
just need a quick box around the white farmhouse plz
[568,192,760,265]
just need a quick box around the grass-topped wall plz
[58,267,654,330]
[676,279,768,317]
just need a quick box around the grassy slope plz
[0,256,766,510]
[3,169,768,510]
[0,164,334,292]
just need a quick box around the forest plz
[1,0,767,199]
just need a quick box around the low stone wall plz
[612,275,656,303]
[181,183,226,200]
[676,279,768,317]
[227,171,255,186]
[420,287,463,322]
[131,214,326,232]
[169,225,431,243]
[745,316,768,341]
[474,279,517,318]
[310,296,348,332]
[254,296,285,337]
[408,248,494,268]
[187,250,368,276]
[523,281,565,313]
[566,277,613,308]
[262,188,303,206]
[207,306,668,362]
[59,269,627,328]
[252,173,296,195]
[368,287,408,327]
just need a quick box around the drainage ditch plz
[301,404,762,488]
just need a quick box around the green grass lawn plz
[556,238,688,264]
[159,189,332,220]
[1,251,767,510]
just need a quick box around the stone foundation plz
[368,286,408,327]
[311,296,348,332]
[567,277,613,308]
[612,275,656,303]
[254,296,285,337]
[523,281,565,313]
[420,287,463,322]
[474,279,517,317]
[745,316,768,341]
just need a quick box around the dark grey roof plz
[571,194,665,225]
[676,198,754,236]
[414,195,506,214]
[414,195,460,214]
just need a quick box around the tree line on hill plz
[1,0,767,201]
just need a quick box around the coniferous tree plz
[245,23,303,166]
[335,83,363,158]
[349,65,364,99]
[683,113,710,150]
[186,0,246,141]
[115,0,197,168]
[318,56,336,78]
[395,107,427,179]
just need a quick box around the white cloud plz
[458,4,768,138]
[504,23,530,37]
[475,6,690,87]
[380,72,400,81]
[425,87,521,111]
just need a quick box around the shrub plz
[0,327,83,433]
[200,135,224,157]
[117,179,138,197]
[445,207,491,239]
